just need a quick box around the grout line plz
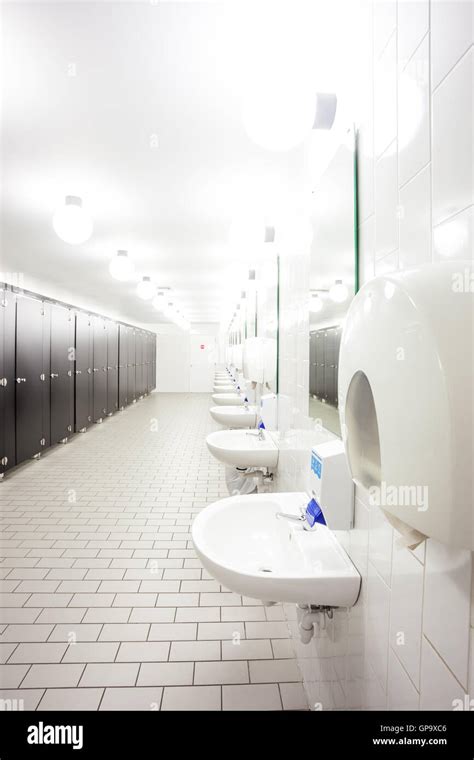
[431,43,473,96]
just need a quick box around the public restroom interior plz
[0,0,473,728]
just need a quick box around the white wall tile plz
[375,248,399,275]
[431,0,474,90]
[364,660,387,709]
[399,164,432,268]
[349,498,370,579]
[420,636,465,710]
[389,540,423,686]
[375,141,399,256]
[277,0,473,712]
[368,506,393,587]
[398,0,429,69]
[374,33,398,157]
[367,561,391,690]
[387,648,419,710]
[433,204,474,261]
[398,34,430,186]
[423,539,472,687]
[432,48,474,225]
[358,123,375,222]
[359,216,376,286]
[374,0,396,59]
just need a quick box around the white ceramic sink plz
[213,384,236,393]
[212,393,244,406]
[206,428,278,468]
[209,405,258,428]
[192,492,361,606]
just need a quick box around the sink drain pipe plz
[297,604,334,644]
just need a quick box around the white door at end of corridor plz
[190,334,216,392]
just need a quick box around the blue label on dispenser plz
[311,452,322,479]
[305,498,326,527]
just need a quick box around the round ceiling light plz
[153,291,167,311]
[52,195,93,245]
[329,279,349,303]
[309,293,323,313]
[242,78,317,152]
[109,250,134,281]
[136,276,155,300]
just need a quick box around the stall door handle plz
[16,377,26,383]
[50,373,59,378]
[76,370,82,375]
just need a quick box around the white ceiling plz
[0,1,362,325]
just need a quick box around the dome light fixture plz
[309,292,323,313]
[153,291,167,311]
[109,250,134,281]
[329,279,349,303]
[52,195,93,245]
[136,276,155,300]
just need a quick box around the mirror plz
[226,248,279,400]
[308,126,358,436]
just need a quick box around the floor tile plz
[22,664,84,688]
[169,640,220,661]
[62,643,119,663]
[222,684,282,711]
[80,663,139,687]
[38,688,103,711]
[116,642,170,662]
[99,624,149,642]
[222,639,273,661]
[194,660,249,685]
[9,643,68,664]
[99,687,163,711]
[137,662,194,687]
[0,394,302,708]
[0,689,44,710]
[249,659,301,683]
[0,664,30,688]
[149,623,197,641]
[161,685,221,711]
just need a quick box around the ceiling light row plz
[52,197,189,330]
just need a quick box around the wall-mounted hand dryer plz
[338,262,473,550]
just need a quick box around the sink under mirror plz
[308,126,358,437]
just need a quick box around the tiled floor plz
[0,393,307,711]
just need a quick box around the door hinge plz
[40,373,46,381]
[40,438,46,446]
[1,456,8,466]
[0,378,7,387]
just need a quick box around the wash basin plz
[209,405,258,428]
[192,492,361,606]
[213,384,236,393]
[212,393,244,406]
[206,428,278,468]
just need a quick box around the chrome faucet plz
[276,508,313,531]
[246,429,265,441]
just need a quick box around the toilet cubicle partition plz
[0,282,157,478]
